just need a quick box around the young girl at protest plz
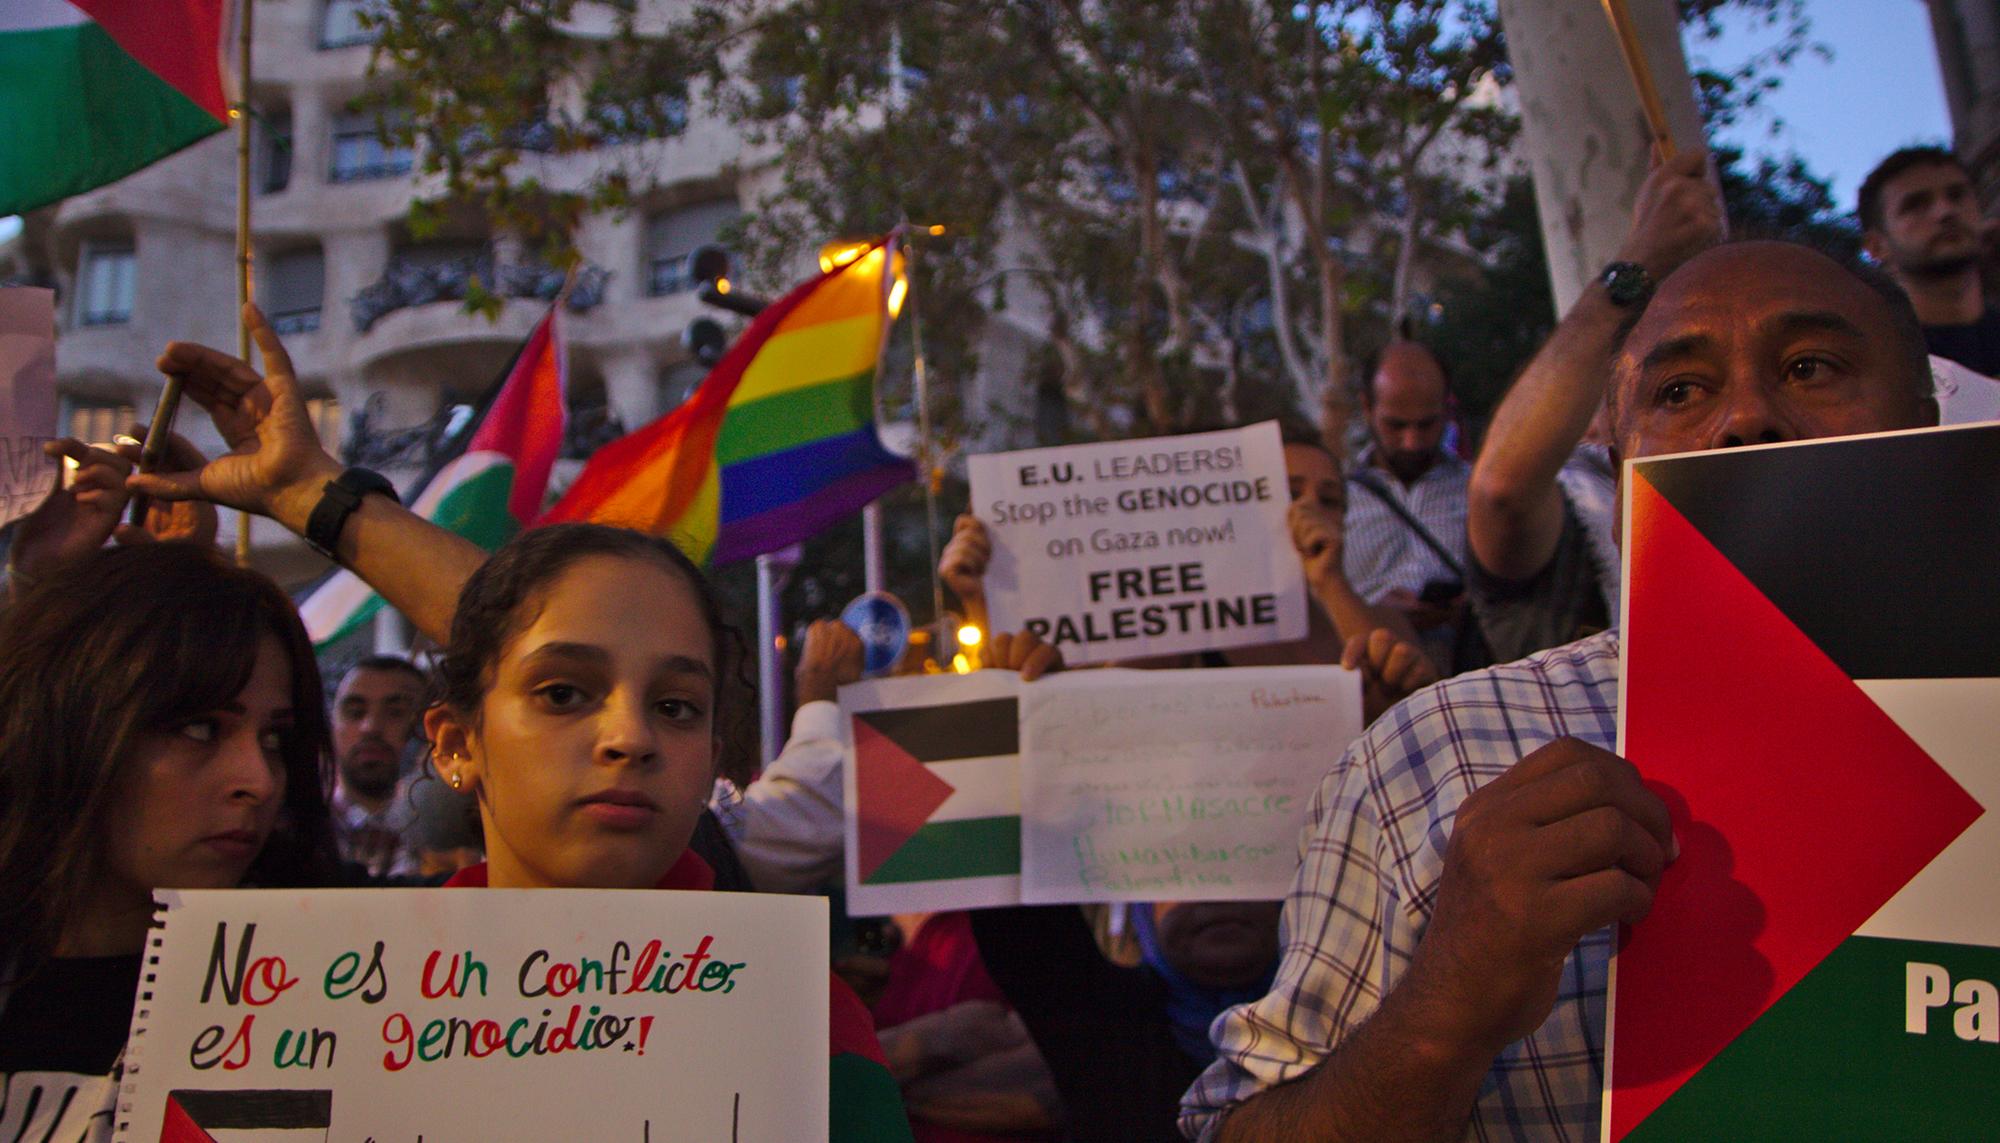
[0,535,340,1143]
[135,306,916,1140]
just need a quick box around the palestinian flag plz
[160,1089,331,1142]
[300,305,566,647]
[1,0,230,216]
[844,673,1022,915]
[1606,423,2000,1140]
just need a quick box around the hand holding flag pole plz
[1599,0,1677,161]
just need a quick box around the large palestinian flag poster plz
[842,672,1023,916]
[1605,423,2000,1141]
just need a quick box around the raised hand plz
[1618,148,1726,280]
[132,303,342,531]
[795,618,866,705]
[939,514,992,606]
[1288,496,1345,585]
[8,439,135,586]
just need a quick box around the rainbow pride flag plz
[542,239,913,563]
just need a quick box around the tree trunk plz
[1496,0,1703,314]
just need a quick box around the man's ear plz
[424,704,480,793]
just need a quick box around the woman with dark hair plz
[0,538,339,1142]
[134,307,916,1141]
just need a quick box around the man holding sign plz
[1182,240,1942,1141]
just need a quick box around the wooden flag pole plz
[1599,0,1677,160]
[233,0,254,566]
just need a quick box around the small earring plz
[449,772,463,790]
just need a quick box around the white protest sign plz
[966,422,1306,665]
[114,889,828,1143]
[1017,666,1361,903]
[0,288,57,526]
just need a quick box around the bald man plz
[1342,342,1476,673]
[1184,241,1939,1142]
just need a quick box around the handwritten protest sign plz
[1018,666,1360,903]
[0,288,57,527]
[843,666,1363,913]
[842,671,1023,916]
[1605,424,1999,1142]
[115,889,829,1143]
[966,422,1306,665]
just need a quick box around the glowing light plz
[927,224,946,236]
[951,653,972,674]
[714,277,732,295]
[773,634,787,651]
[887,277,908,319]
[228,108,242,120]
[956,625,982,648]
[817,241,872,274]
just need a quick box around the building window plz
[65,398,136,444]
[260,109,293,194]
[645,200,740,297]
[329,110,413,183]
[75,243,135,326]
[263,247,325,334]
[320,0,386,49]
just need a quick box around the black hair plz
[1858,146,1970,233]
[433,523,755,787]
[0,543,339,977]
[344,654,427,693]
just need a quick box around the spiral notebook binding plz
[113,894,175,1142]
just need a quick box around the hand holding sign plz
[1411,737,1672,1055]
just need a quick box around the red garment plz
[873,911,1048,1143]
[442,849,713,890]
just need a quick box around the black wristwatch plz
[305,467,400,560]
[1600,261,1655,307]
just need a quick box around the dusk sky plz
[1697,0,1952,214]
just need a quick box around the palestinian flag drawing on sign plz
[843,672,1023,915]
[160,1089,331,1143]
[1606,423,2000,1141]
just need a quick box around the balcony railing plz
[349,255,609,332]
[269,306,322,335]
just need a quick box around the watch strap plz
[304,467,399,560]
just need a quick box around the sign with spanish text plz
[842,666,1363,914]
[966,422,1306,665]
[0,288,57,526]
[1604,424,2000,1141]
[114,889,829,1143]
[1017,665,1361,903]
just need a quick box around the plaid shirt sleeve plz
[1180,632,1622,1142]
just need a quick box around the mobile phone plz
[1418,578,1462,606]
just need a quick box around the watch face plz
[1604,264,1651,306]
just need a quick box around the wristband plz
[304,467,400,561]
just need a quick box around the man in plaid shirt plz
[1182,238,1944,1141]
